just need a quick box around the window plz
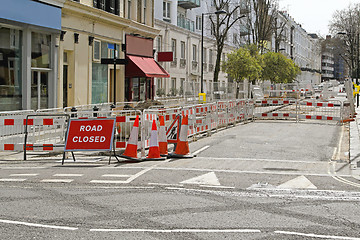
[163,1,170,20]
[181,41,185,59]
[203,48,206,63]
[127,0,131,19]
[171,78,176,89]
[192,44,197,62]
[93,0,119,15]
[233,33,238,45]
[209,49,213,64]
[143,0,147,24]
[92,41,109,104]
[93,40,101,61]
[0,27,22,111]
[31,32,51,69]
[196,16,202,30]
[171,39,176,58]
[156,36,162,53]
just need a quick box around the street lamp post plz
[201,10,227,94]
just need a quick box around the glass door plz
[31,70,48,110]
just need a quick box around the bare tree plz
[273,11,288,53]
[245,0,279,53]
[330,3,360,78]
[209,0,245,83]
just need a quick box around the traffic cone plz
[146,120,166,161]
[119,115,141,161]
[168,115,194,158]
[158,115,168,157]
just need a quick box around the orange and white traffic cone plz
[120,115,141,161]
[168,115,194,158]
[146,120,166,161]
[158,115,168,157]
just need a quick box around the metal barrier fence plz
[254,98,343,123]
[0,98,347,157]
[23,114,69,159]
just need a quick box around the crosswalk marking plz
[53,174,83,177]
[10,174,38,176]
[41,179,74,183]
[90,180,126,184]
[101,174,131,178]
[0,178,27,182]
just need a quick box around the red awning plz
[125,55,170,78]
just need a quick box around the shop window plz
[0,27,22,111]
[31,32,51,69]
[93,40,101,62]
[92,41,108,104]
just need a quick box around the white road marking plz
[41,179,73,183]
[90,228,261,233]
[277,175,317,189]
[0,178,26,182]
[200,185,235,189]
[101,174,131,178]
[180,172,221,186]
[0,219,78,231]
[90,180,127,184]
[1,167,46,169]
[328,162,360,188]
[194,156,323,164]
[53,174,83,177]
[10,174,38,176]
[275,230,360,240]
[154,166,349,177]
[192,145,210,155]
[148,183,184,187]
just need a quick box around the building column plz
[22,28,31,110]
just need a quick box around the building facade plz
[59,0,165,108]
[273,11,322,86]
[0,0,64,111]
[153,0,245,99]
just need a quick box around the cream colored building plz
[154,0,239,99]
[59,0,161,108]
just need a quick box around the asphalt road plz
[1,120,360,239]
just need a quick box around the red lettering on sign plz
[65,119,115,151]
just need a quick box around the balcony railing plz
[177,15,195,32]
[178,0,200,9]
[192,61,198,70]
[209,63,214,72]
[171,58,177,67]
[180,58,186,68]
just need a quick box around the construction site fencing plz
[23,114,69,159]
[254,98,344,123]
[254,98,298,120]
[0,97,347,157]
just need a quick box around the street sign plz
[101,58,127,65]
[107,43,115,50]
[65,118,116,151]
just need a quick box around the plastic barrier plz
[254,98,297,121]
[0,96,346,158]
[23,114,70,159]
[297,100,343,122]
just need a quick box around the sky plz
[277,0,360,37]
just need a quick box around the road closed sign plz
[65,118,116,151]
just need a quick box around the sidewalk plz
[350,107,360,176]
